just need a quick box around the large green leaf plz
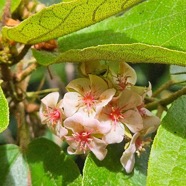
[0,144,28,186]
[0,84,9,133]
[83,143,147,186]
[2,0,143,44]
[147,95,186,186]
[58,0,186,52]
[32,43,186,66]
[26,138,82,186]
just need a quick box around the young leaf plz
[147,95,186,186]
[0,84,9,133]
[32,43,186,66]
[0,144,29,186]
[2,0,143,44]
[26,138,82,186]
[83,143,147,186]
[58,0,186,52]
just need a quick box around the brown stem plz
[152,80,174,97]
[16,62,38,82]
[15,102,30,151]
[12,45,31,65]
[146,86,186,110]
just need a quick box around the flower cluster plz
[39,61,160,173]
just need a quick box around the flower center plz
[109,107,123,123]
[83,92,95,109]
[73,131,92,153]
[116,75,130,90]
[44,107,61,125]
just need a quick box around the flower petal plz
[120,133,139,173]
[41,92,59,107]
[119,62,137,85]
[62,92,81,117]
[103,122,125,144]
[118,89,142,110]
[66,77,91,94]
[123,110,143,133]
[90,137,108,160]
[89,74,108,96]
[96,88,116,109]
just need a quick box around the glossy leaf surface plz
[147,96,186,186]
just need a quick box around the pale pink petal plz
[55,123,68,138]
[119,62,137,85]
[123,110,143,133]
[41,92,59,107]
[120,133,139,173]
[90,137,108,160]
[131,82,152,98]
[96,88,116,111]
[39,104,47,124]
[63,114,85,133]
[62,92,81,117]
[67,145,81,155]
[66,77,91,94]
[143,115,160,135]
[103,122,124,144]
[118,90,142,110]
[89,74,108,96]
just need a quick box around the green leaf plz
[0,84,9,133]
[33,43,186,66]
[83,143,147,186]
[147,95,186,186]
[0,144,28,186]
[26,138,82,186]
[2,0,143,44]
[58,0,186,52]
[0,0,21,19]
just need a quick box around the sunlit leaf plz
[0,84,9,133]
[147,96,186,186]
[58,0,186,52]
[2,0,143,44]
[0,144,29,186]
[26,138,82,186]
[83,143,147,186]
[32,43,186,66]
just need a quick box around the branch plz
[16,62,38,82]
[146,86,186,110]
[12,45,31,65]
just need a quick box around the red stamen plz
[83,92,95,108]
[109,107,123,123]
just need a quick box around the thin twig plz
[146,86,186,110]
[12,45,31,65]
[16,62,38,82]
[27,88,59,98]
[152,80,174,97]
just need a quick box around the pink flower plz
[64,113,110,160]
[39,92,68,138]
[120,133,139,173]
[120,108,160,173]
[137,105,160,135]
[62,75,116,117]
[108,62,137,91]
[97,89,143,144]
